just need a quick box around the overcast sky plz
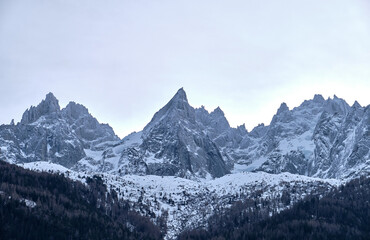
[0,0,369,138]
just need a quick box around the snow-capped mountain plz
[75,88,229,179]
[1,89,369,239]
[250,95,370,179]
[0,89,369,180]
[195,93,369,179]
[0,93,119,167]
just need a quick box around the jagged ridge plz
[1,89,369,180]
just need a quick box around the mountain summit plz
[21,92,60,124]
[0,90,368,240]
[0,93,118,167]
[114,88,229,178]
[1,90,369,180]
[144,88,194,133]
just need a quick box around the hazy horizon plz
[1,0,369,138]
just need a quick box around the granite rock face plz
[249,96,369,178]
[83,88,230,179]
[140,89,229,178]
[0,93,119,168]
[62,102,118,149]
[20,93,60,125]
[191,92,369,179]
[1,89,369,180]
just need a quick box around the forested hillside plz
[0,161,162,240]
[179,176,370,240]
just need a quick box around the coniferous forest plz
[0,161,162,240]
[1,160,370,240]
[179,176,370,240]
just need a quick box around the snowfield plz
[19,161,342,239]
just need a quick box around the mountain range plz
[1,88,369,180]
[0,88,369,239]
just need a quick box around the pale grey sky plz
[0,0,369,138]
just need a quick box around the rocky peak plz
[237,123,246,131]
[42,92,60,113]
[41,92,60,113]
[299,94,325,109]
[195,105,209,116]
[276,102,289,115]
[344,101,364,123]
[62,101,89,120]
[61,101,119,145]
[211,107,225,116]
[325,95,350,115]
[128,88,230,179]
[21,92,60,124]
[143,88,195,132]
[352,101,362,109]
[249,123,267,138]
[166,87,191,113]
[236,124,248,134]
[270,102,291,125]
[313,94,325,103]
[207,106,230,133]
[195,106,210,127]
[172,87,188,102]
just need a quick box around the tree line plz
[179,176,370,240]
[0,161,162,240]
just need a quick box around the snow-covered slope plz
[1,89,368,240]
[1,89,369,180]
[253,95,370,179]
[19,161,341,239]
[75,88,229,179]
[0,93,119,167]
[196,93,369,179]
